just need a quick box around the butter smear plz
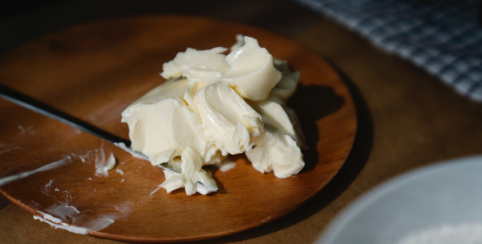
[121,35,305,195]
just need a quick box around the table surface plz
[1,1,482,243]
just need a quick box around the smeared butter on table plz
[121,35,306,195]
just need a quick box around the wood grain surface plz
[0,15,356,242]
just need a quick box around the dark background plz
[0,0,324,57]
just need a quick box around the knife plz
[0,83,216,192]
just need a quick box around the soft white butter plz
[222,37,282,101]
[161,47,229,80]
[245,122,304,178]
[270,58,300,103]
[122,35,305,195]
[194,82,261,155]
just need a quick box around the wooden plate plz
[0,15,356,242]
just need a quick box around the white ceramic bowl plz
[318,155,482,244]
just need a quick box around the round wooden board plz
[0,16,356,242]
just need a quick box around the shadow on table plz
[194,64,373,244]
[0,195,10,210]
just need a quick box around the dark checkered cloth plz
[296,0,482,102]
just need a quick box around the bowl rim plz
[318,154,482,244]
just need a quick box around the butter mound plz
[121,36,305,195]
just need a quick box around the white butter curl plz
[246,123,304,178]
[194,82,261,155]
[222,37,282,101]
[161,47,229,80]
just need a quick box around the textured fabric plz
[296,0,482,102]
